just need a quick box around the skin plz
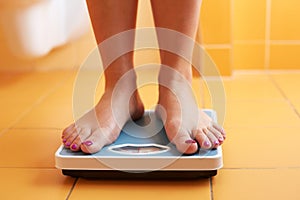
[62,0,225,154]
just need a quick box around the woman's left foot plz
[156,67,226,154]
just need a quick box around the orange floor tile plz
[0,129,62,168]
[69,179,210,200]
[213,169,300,200]
[0,70,299,200]
[271,72,300,117]
[222,126,300,168]
[0,168,75,200]
[224,99,300,128]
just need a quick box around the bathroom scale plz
[55,109,223,179]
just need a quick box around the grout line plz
[265,69,300,74]
[234,40,265,45]
[268,75,300,118]
[233,40,300,45]
[222,167,300,170]
[9,127,63,131]
[65,177,78,200]
[0,94,52,137]
[1,166,300,170]
[232,70,269,75]
[229,0,234,74]
[202,44,232,49]
[265,0,272,71]
[285,101,300,118]
[224,125,300,129]
[0,167,59,169]
[233,69,300,74]
[209,177,214,200]
[203,76,233,81]
[270,40,300,45]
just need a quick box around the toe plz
[81,129,116,154]
[64,128,80,148]
[203,128,220,148]
[212,121,226,138]
[62,124,75,139]
[81,139,103,154]
[164,119,198,154]
[172,132,198,154]
[70,128,91,151]
[193,129,212,149]
[208,126,224,144]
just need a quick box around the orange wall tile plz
[200,0,231,44]
[271,0,300,40]
[199,0,232,75]
[233,0,266,40]
[205,48,232,76]
[270,44,300,69]
[233,44,265,69]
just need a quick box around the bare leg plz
[151,0,225,154]
[62,0,144,153]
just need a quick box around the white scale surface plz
[55,109,223,178]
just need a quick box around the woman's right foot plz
[61,76,144,154]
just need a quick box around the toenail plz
[65,142,71,146]
[204,141,211,147]
[84,141,93,146]
[218,137,224,142]
[71,144,78,149]
[214,141,220,145]
[185,139,197,144]
[63,139,67,143]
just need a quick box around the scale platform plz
[55,109,223,179]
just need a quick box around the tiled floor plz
[0,70,299,199]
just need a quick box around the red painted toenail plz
[84,141,93,146]
[204,141,211,147]
[65,142,71,146]
[185,139,197,144]
[71,144,78,149]
[63,139,67,143]
[214,141,220,145]
[218,137,224,142]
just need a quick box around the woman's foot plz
[156,66,226,154]
[61,75,144,154]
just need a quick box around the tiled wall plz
[269,0,300,69]
[234,0,300,70]
[1,0,300,74]
[199,0,232,75]
[201,0,300,75]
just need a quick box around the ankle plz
[158,64,192,87]
[159,52,193,82]
[105,68,137,91]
